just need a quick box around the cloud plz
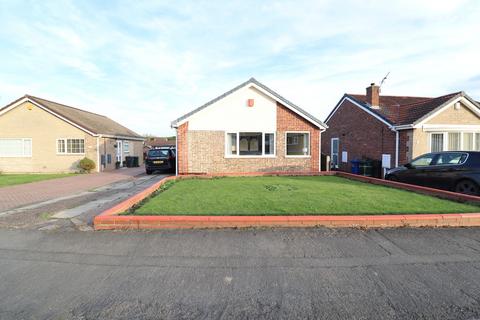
[0,0,479,135]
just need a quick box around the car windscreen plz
[148,149,169,157]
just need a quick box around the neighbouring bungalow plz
[171,78,328,174]
[322,83,480,175]
[0,95,145,173]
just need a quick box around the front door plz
[116,140,123,166]
[331,138,339,169]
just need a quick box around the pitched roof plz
[346,92,465,125]
[0,95,144,139]
[171,77,327,129]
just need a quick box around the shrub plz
[78,157,96,173]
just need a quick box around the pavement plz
[0,168,168,231]
[0,227,479,319]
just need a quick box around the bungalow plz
[171,78,328,174]
[0,95,145,173]
[322,83,480,175]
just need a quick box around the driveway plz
[0,167,146,212]
[0,168,169,231]
[0,227,479,319]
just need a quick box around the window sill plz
[285,155,311,158]
[225,155,277,159]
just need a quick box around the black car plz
[145,147,176,174]
[385,151,480,195]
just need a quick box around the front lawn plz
[0,173,73,188]
[131,176,480,215]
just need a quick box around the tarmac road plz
[1,227,480,319]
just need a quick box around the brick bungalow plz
[171,78,328,174]
[322,83,480,175]
[0,95,145,173]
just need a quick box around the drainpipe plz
[395,130,399,167]
[96,136,101,173]
[175,128,178,176]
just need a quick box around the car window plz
[148,149,169,157]
[435,152,468,165]
[411,154,435,167]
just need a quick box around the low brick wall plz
[94,172,480,230]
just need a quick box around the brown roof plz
[145,137,176,147]
[348,92,462,125]
[1,95,143,139]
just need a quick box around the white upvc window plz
[430,131,480,152]
[0,138,32,157]
[123,141,130,154]
[225,132,276,158]
[285,131,310,157]
[57,138,85,154]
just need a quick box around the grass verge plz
[128,176,480,216]
[0,173,73,188]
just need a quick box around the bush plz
[78,157,96,173]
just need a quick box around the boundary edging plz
[94,171,480,230]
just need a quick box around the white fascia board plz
[100,134,145,141]
[0,97,98,136]
[414,95,480,126]
[248,83,327,129]
[173,81,327,129]
[326,96,394,128]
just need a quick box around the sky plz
[0,0,479,136]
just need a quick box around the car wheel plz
[146,169,153,175]
[455,179,479,196]
[386,175,398,182]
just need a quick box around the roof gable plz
[326,91,479,128]
[171,78,327,129]
[0,95,144,140]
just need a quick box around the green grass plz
[131,176,480,216]
[0,173,73,188]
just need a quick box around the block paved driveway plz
[0,167,145,212]
[0,227,480,319]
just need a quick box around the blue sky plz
[1,0,479,136]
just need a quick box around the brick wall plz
[177,122,189,174]
[322,100,399,173]
[179,102,321,174]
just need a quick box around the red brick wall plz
[177,122,188,174]
[178,102,321,174]
[277,102,320,171]
[322,100,398,173]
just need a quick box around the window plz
[123,141,130,154]
[239,132,262,155]
[286,132,310,156]
[463,133,474,151]
[435,152,468,165]
[57,139,85,154]
[226,133,237,156]
[431,133,444,152]
[448,132,461,150]
[225,132,275,157]
[0,138,32,157]
[264,133,274,155]
[411,154,435,167]
[431,132,480,152]
[331,138,339,168]
[148,149,169,157]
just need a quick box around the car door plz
[428,152,468,191]
[398,153,437,187]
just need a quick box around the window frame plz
[429,131,480,152]
[224,132,276,158]
[285,131,311,158]
[0,138,32,158]
[56,138,85,155]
